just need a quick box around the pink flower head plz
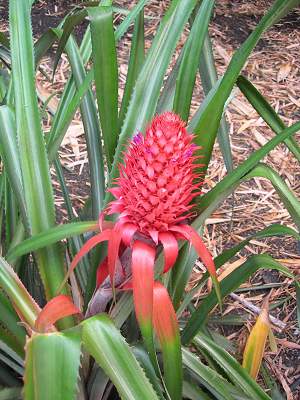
[107,112,202,243]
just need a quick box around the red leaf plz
[121,223,137,246]
[153,282,179,344]
[132,240,155,327]
[170,224,216,278]
[159,232,178,273]
[107,228,122,288]
[96,257,109,288]
[170,224,222,307]
[34,295,80,333]
[58,230,111,293]
[153,282,182,399]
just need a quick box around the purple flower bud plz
[133,132,143,145]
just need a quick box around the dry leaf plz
[277,62,292,82]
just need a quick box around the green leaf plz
[0,32,10,49]
[198,33,232,171]
[34,29,57,67]
[132,346,165,399]
[119,10,145,131]
[0,326,24,360]
[189,0,300,176]
[114,0,149,42]
[173,0,215,121]
[88,5,119,169]
[47,68,94,162]
[105,0,198,204]
[196,120,300,217]
[52,9,88,77]
[296,281,300,330]
[182,347,234,400]
[193,334,271,399]
[170,112,300,307]
[82,314,160,400]
[172,156,300,311]
[215,223,300,268]
[0,387,22,400]
[24,330,81,400]
[237,75,300,162]
[9,0,68,301]
[0,106,28,232]
[7,221,97,263]
[182,381,212,400]
[64,33,105,218]
[0,255,40,328]
[0,291,26,356]
[182,254,293,344]
[245,163,300,229]
[54,158,89,288]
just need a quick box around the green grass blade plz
[173,0,215,121]
[182,254,293,344]
[82,314,160,400]
[9,0,68,301]
[105,0,198,204]
[198,33,232,171]
[24,330,81,400]
[193,334,271,399]
[88,6,119,169]
[189,0,300,177]
[7,221,97,263]
[119,10,145,131]
[237,75,300,162]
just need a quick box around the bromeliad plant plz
[0,0,300,399]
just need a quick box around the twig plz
[229,293,286,330]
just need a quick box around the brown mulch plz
[1,0,300,397]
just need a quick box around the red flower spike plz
[153,282,182,400]
[67,111,221,344]
[35,295,80,333]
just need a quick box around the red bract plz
[64,112,220,353]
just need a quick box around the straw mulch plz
[1,0,299,397]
